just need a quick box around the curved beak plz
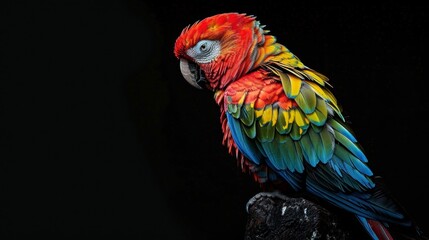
[179,58,208,89]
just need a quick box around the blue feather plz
[334,129,368,162]
[306,178,405,223]
[329,119,357,142]
[356,216,379,240]
[227,113,263,165]
[300,134,319,167]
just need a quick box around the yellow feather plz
[265,44,280,57]
[294,109,306,127]
[306,98,328,126]
[305,81,328,99]
[271,105,278,126]
[267,49,305,68]
[279,109,290,130]
[279,72,302,98]
[305,81,340,115]
[289,74,302,98]
[307,111,324,125]
[264,36,276,46]
[255,108,263,118]
[288,109,295,124]
[260,105,272,125]
[238,92,246,105]
[302,69,328,86]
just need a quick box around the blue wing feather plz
[227,112,303,190]
[227,112,264,165]
[306,177,408,225]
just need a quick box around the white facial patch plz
[186,39,221,64]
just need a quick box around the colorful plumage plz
[174,12,426,240]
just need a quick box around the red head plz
[174,12,268,91]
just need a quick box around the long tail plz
[357,216,429,240]
[357,216,393,240]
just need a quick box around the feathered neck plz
[216,33,305,90]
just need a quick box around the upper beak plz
[179,58,208,89]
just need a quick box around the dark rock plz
[244,193,351,240]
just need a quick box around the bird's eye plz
[200,44,206,51]
[186,39,221,64]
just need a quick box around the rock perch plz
[244,192,362,240]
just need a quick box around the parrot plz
[173,12,427,240]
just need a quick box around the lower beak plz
[179,58,208,89]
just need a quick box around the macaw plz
[174,12,426,240]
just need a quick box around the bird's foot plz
[246,190,287,213]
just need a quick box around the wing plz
[225,63,374,191]
[224,64,409,224]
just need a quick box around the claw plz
[246,191,287,213]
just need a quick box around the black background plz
[1,1,428,239]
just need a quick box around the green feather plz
[300,134,319,167]
[311,124,323,133]
[306,98,328,126]
[277,133,288,143]
[256,110,275,143]
[279,72,302,99]
[242,122,257,139]
[333,129,368,162]
[294,141,304,171]
[276,108,292,134]
[334,144,352,165]
[295,84,317,114]
[240,104,255,127]
[231,92,247,119]
[334,144,372,176]
[231,106,241,118]
[309,127,334,164]
[290,123,303,140]
[319,126,334,163]
[261,134,287,170]
[227,103,238,115]
[329,119,356,142]
[280,136,304,173]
